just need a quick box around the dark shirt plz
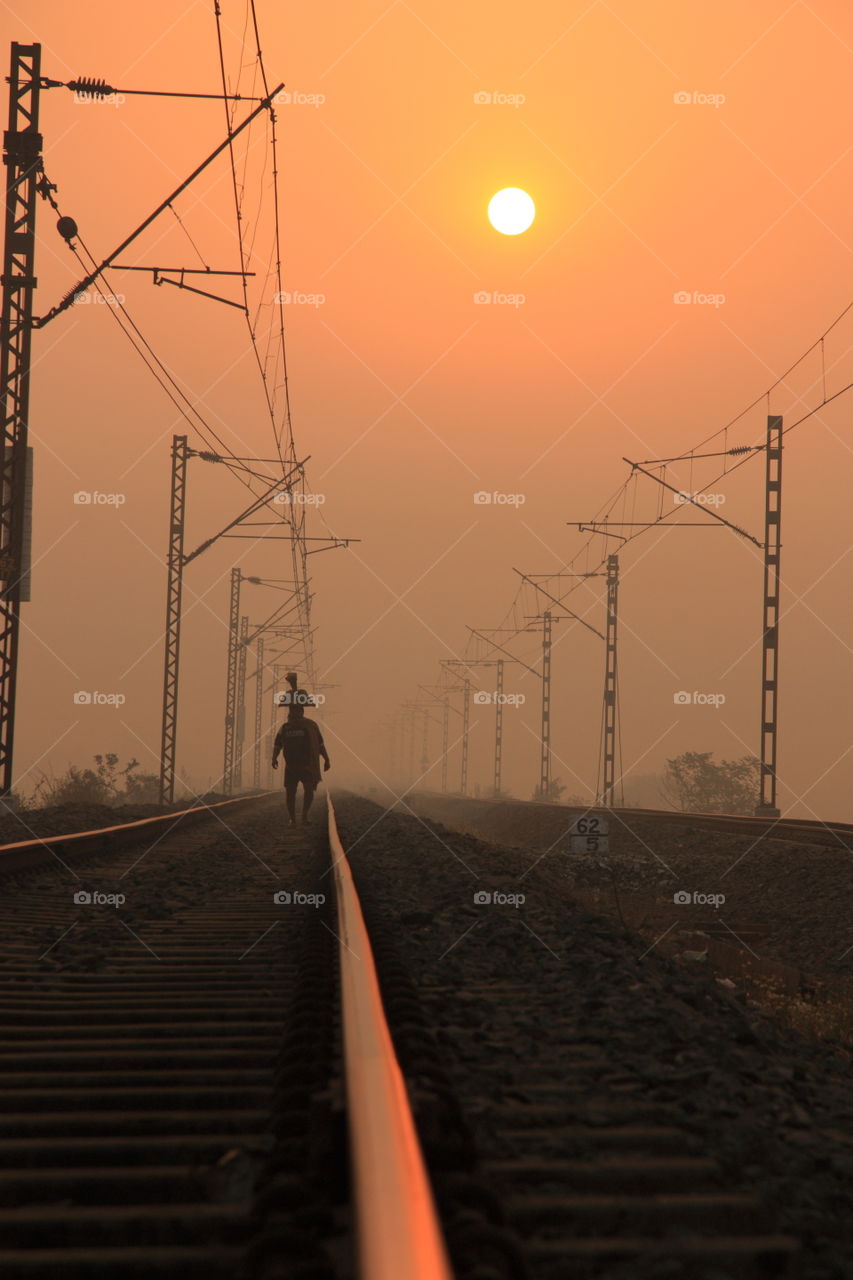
[278,721,311,770]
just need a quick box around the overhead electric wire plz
[645,299,853,467]
[70,235,268,498]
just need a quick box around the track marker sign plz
[568,814,609,854]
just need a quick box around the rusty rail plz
[328,792,453,1280]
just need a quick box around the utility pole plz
[419,683,457,794]
[757,416,783,816]
[158,436,188,803]
[539,611,552,798]
[441,698,449,791]
[0,43,40,796]
[610,456,769,813]
[234,614,248,790]
[494,658,504,796]
[521,605,564,800]
[438,664,474,796]
[269,661,281,788]
[532,553,618,805]
[601,554,619,806]
[252,636,264,789]
[460,676,471,795]
[223,569,241,794]
[159,442,305,803]
[467,628,541,798]
[442,655,512,798]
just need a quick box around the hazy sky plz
[6,1,853,816]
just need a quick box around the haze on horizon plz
[5,0,853,819]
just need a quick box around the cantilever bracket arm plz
[306,538,359,555]
[624,459,763,548]
[35,84,283,327]
[513,569,605,641]
[154,273,247,311]
[183,459,305,566]
[466,628,541,678]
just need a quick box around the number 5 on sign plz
[568,815,609,855]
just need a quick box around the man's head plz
[287,703,306,723]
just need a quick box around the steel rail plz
[0,791,277,873]
[414,790,853,847]
[327,792,454,1280]
[606,805,853,844]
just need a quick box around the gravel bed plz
[337,792,853,1280]
[409,794,853,990]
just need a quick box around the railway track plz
[413,788,853,850]
[0,794,328,1278]
[607,805,853,849]
[4,789,840,1277]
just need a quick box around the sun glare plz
[488,188,535,235]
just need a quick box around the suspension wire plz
[71,236,269,496]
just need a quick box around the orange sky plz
[5,1,853,815]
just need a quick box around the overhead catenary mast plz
[0,44,41,797]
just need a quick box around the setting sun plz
[488,187,535,235]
